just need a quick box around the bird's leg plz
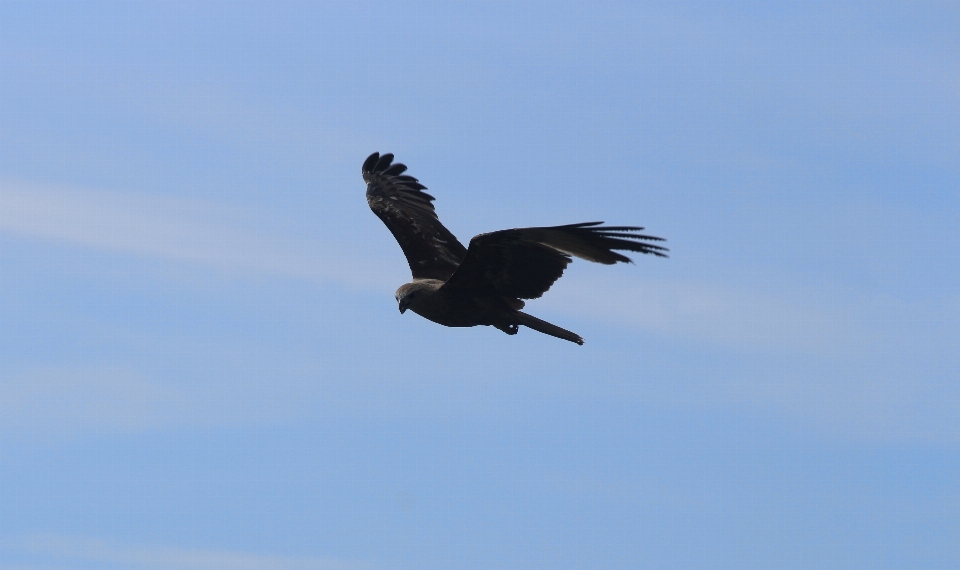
[495,323,519,335]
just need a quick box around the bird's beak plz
[398,301,407,314]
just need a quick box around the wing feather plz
[363,152,468,280]
[442,222,668,300]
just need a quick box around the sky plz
[0,1,958,569]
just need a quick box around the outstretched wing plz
[363,152,468,280]
[442,222,668,300]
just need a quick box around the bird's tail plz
[515,312,584,345]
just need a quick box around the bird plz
[363,152,667,345]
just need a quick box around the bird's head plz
[396,290,414,314]
[395,280,440,314]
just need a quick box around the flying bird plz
[363,152,667,345]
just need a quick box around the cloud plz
[533,274,960,443]
[2,183,957,444]
[1,535,375,570]
[5,177,957,363]
[0,362,363,437]
[537,275,869,356]
[0,178,877,358]
[0,178,393,292]
[0,366,195,436]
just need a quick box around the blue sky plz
[1,1,958,569]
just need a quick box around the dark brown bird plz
[363,152,667,345]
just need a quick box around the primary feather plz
[363,152,467,280]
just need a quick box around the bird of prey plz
[363,152,667,345]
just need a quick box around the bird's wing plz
[441,222,668,300]
[363,152,468,280]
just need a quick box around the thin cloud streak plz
[0,179,391,293]
[0,366,248,437]
[0,366,178,435]
[2,535,376,570]
[539,275,869,356]
[4,177,940,359]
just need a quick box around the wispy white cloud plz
[4,178,959,444]
[0,178,393,292]
[541,272,960,442]
[0,366,215,436]
[5,177,956,362]
[538,274,871,356]
[1,535,376,570]
[0,361,367,437]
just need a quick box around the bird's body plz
[398,278,513,327]
[363,152,667,345]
